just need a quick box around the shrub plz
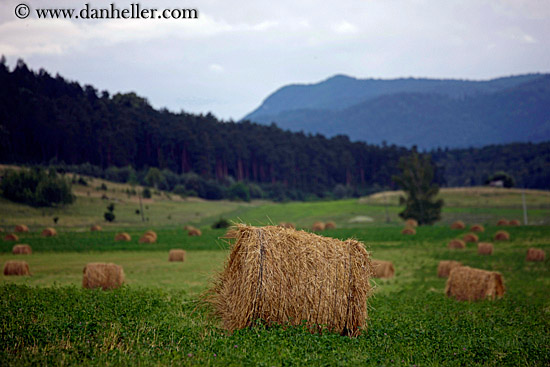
[142,188,152,199]
[104,203,115,222]
[228,182,250,202]
[212,218,230,229]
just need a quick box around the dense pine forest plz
[0,58,549,201]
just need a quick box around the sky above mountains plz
[1,0,549,120]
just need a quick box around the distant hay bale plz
[437,260,462,278]
[3,261,30,276]
[470,224,485,233]
[139,234,156,243]
[496,219,509,226]
[114,232,131,241]
[90,225,102,231]
[325,221,336,230]
[405,218,418,228]
[450,221,466,230]
[14,224,29,233]
[477,242,494,255]
[184,225,196,231]
[4,234,19,241]
[209,224,373,337]
[448,239,466,249]
[82,263,125,290]
[12,244,32,255]
[41,227,57,237]
[463,233,479,243]
[144,230,157,241]
[509,219,521,226]
[494,231,510,241]
[311,222,325,231]
[526,248,545,262]
[169,249,186,262]
[278,222,296,229]
[371,260,395,278]
[401,227,416,235]
[445,266,505,301]
[188,228,202,236]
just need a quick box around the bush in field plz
[228,182,250,202]
[142,187,152,199]
[104,203,115,222]
[0,168,74,207]
[212,217,230,229]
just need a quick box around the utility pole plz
[522,190,528,225]
[384,194,391,223]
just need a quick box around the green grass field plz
[1,185,550,365]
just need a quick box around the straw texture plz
[448,239,466,249]
[82,263,125,290]
[477,242,494,255]
[526,248,545,262]
[445,266,505,301]
[494,231,510,241]
[3,260,30,276]
[450,221,466,230]
[169,249,186,262]
[12,244,32,255]
[437,260,462,278]
[371,260,395,278]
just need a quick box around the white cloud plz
[331,21,358,35]
[209,63,224,73]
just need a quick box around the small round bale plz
[470,224,485,233]
[509,219,521,226]
[12,244,32,255]
[90,225,102,231]
[497,219,509,226]
[324,221,337,230]
[41,227,57,237]
[450,221,466,230]
[114,232,131,241]
[405,218,418,228]
[494,231,510,241]
[183,225,193,230]
[188,228,202,236]
[169,249,186,262]
[445,266,505,301]
[139,234,156,243]
[311,222,325,231]
[526,248,545,262]
[437,260,462,278]
[14,224,29,233]
[371,260,395,278]
[144,230,157,241]
[3,260,30,276]
[82,263,125,290]
[4,234,19,241]
[278,222,296,229]
[477,242,494,255]
[463,233,479,243]
[402,227,416,235]
[448,239,466,249]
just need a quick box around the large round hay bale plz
[508,219,520,226]
[450,221,466,230]
[114,232,131,241]
[3,234,19,241]
[14,225,29,233]
[311,222,325,231]
[169,249,186,262]
[82,263,125,290]
[437,260,462,278]
[188,228,202,236]
[12,244,32,255]
[402,227,416,235]
[477,242,494,255]
[448,239,466,249]
[139,234,156,243]
[445,266,505,301]
[278,222,296,229]
[222,228,238,239]
[405,218,418,228]
[3,260,30,276]
[371,260,395,278]
[209,224,373,337]
[494,231,510,241]
[41,227,57,237]
[324,221,337,230]
[470,224,485,233]
[526,248,545,262]
[144,230,157,241]
[90,225,102,231]
[496,219,509,226]
[463,233,479,243]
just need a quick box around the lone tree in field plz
[392,149,443,225]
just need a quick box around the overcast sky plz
[1,0,549,120]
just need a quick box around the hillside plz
[243,74,550,149]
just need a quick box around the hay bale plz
[496,219,509,226]
[494,231,510,241]
[90,225,102,231]
[114,232,131,241]
[3,260,30,276]
[41,227,57,237]
[371,260,395,278]
[470,224,485,233]
[526,248,545,262]
[3,233,19,241]
[188,228,202,236]
[222,228,238,239]
[477,242,494,255]
[311,222,325,231]
[324,221,337,230]
[437,260,462,278]
[405,218,418,228]
[169,249,186,262]
[278,222,296,229]
[445,266,505,301]
[139,234,156,243]
[14,224,29,233]
[448,239,466,249]
[82,263,125,290]
[184,225,196,231]
[450,221,466,230]
[144,230,157,241]
[401,227,416,235]
[12,244,32,255]
[463,233,479,243]
[209,224,373,337]
[509,219,521,226]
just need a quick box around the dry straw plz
[82,263,125,290]
[448,239,466,249]
[445,266,505,301]
[188,228,202,236]
[450,221,466,230]
[494,231,510,241]
[497,219,509,226]
[114,232,131,241]
[470,224,485,233]
[325,221,337,230]
[42,227,57,237]
[169,249,186,262]
[405,218,418,228]
[14,224,29,233]
[401,227,416,235]
[90,225,102,231]
[3,234,19,241]
[463,233,479,243]
[208,224,373,337]
[12,244,32,255]
[3,260,30,276]
[371,260,395,278]
[278,222,296,229]
[477,242,494,255]
[437,260,462,278]
[312,222,325,231]
[526,248,545,262]
[139,230,157,243]
[509,219,520,226]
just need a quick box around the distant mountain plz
[243,74,550,148]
